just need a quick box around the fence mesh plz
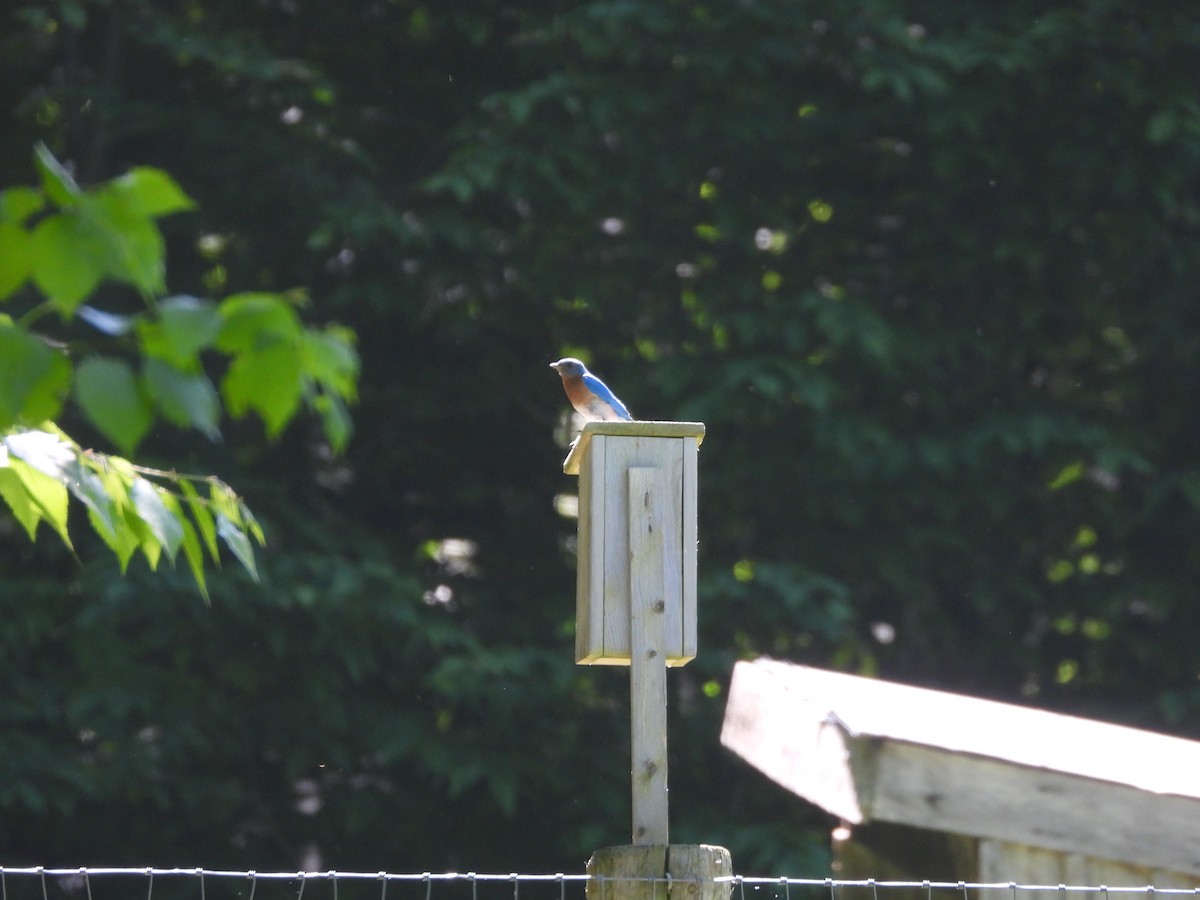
[1,869,1197,900]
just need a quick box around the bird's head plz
[549,358,587,378]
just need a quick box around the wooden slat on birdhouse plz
[566,421,704,666]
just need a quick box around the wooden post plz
[629,467,669,845]
[586,844,732,900]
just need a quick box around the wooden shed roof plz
[720,659,1200,874]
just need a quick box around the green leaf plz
[3,430,95,548]
[103,167,195,218]
[0,319,71,429]
[313,392,353,453]
[3,429,75,480]
[29,212,108,310]
[95,451,135,507]
[215,292,303,353]
[180,478,219,561]
[127,498,162,571]
[0,420,228,598]
[74,356,154,454]
[91,460,138,572]
[221,343,304,436]
[103,478,162,571]
[86,193,166,296]
[139,295,223,366]
[0,464,42,539]
[130,477,184,562]
[216,510,259,580]
[0,222,32,299]
[0,186,44,223]
[300,327,359,398]
[208,480,243,526]
[64,458,119,542]
[238,499,265,546]
[143,359,221,440]
[178,515,209,601]
[33,142,83,206]
[1048,460,1085,491]
[0,453,71,548]
[24,153,178,305]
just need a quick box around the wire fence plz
[1,869,1198,900]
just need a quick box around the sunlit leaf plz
[179,478,219,561]
[238,499,265,546]
[90,460,138,572]
[215,292,303,353]
[65,460,119,543]
[88,499,139,573]
[102,167,195,218]
[131,477,184,562]
[216,510,259,580]
[2,455,71,548]
[3,429,75,480]
[1048,460,1085,491]
[178,515,209,602]
[0,465,42,539]
[134,512,162,570]
[221,343,304,436]
[208,480,242,526]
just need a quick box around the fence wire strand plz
[0,870,1196,895]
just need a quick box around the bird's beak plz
[548,362,559,370]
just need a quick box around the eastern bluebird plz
[549,357,633,422]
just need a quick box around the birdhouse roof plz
[563,421,705,475]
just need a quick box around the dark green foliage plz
[2,0,1200,876]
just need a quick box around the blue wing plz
[581,372,632,420]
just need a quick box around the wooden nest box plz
[563,421,705,667]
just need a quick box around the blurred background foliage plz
[2,0,1200,877]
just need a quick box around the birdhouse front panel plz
[567,421,703,666]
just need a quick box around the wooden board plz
[575,429,604,664]
[723,659,1200,798]
[866,739,1200,874]
[835,821,1200,898]
[721,659,1200,875]
[629,467,669,844]
[978,840,1200,895]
